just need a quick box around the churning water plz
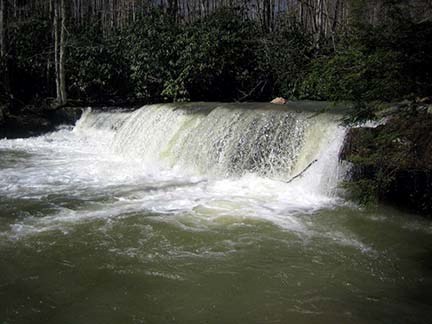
[1,102,431,324]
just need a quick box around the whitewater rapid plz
[0,103,350,241]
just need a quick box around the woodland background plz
[0,0,431,110]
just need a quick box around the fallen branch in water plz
[285,159,318,184]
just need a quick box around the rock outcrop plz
[341,108,432,216]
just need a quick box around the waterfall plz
[74,103,347,195]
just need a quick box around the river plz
[1,103,431,323]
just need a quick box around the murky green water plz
[1,105,432,323]
[2,200,432,324]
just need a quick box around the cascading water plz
[76,103,347,190]
[2,102,432,324]
[0,102,349,237]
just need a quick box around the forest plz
[1,0,431,110]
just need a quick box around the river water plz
[1,103,431,324]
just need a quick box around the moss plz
[342,179,379,206]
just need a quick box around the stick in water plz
[285,159,318,184]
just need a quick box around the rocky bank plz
[340,99,432,216]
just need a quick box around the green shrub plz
[162,9,264,101]
[298,47,404,102]
[67,26,131,99]
[9,16,52,101]
[122,11,180,100]
[260,21,313,99]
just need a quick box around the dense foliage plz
[2,3,432,106]
[299,22,432,103]
[8,16,52,103]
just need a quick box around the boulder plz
[270,97,288,105]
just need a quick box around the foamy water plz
[0,105,350,241]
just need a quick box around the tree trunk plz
[0,0,5,60]
[299,0,304,26]
[59,0,67,104]
[54,0,60,104]
[332,0,340,33]
[167,0,178,21]
[54,0,67,106]
[0,0,10,101]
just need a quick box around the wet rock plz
[375,105,399,118]
[0,114,52,138]
[417,96,432,104]
[341,113,432,216]
[47,106,83,125]
[416,105,429,113]
[0,105,83,139]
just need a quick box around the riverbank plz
[0,104,80,138]
[0,97,148,138]
[340,98,432,216]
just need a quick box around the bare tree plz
[0,0,6,61]
[54,0,67,105]
[0,0,9,98]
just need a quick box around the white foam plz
[0,105,358,249]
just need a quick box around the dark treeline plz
[1,0,432,110]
